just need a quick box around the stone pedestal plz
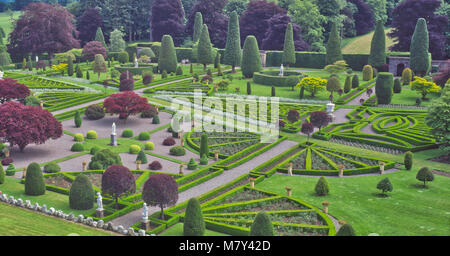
[338,169,344,178]
[141,220,150,230]
[111,134,117,146]
[286,188,292,197]
[136,161,141,170]
[323,206,328,214]
[214,152,219,161]
[179,165,184,175]
[380,165,385,175]
[96,209,104,219]
[4,151,9,158]
[82,161,87,171]
[249,178,255,188]
[288,162,293,176]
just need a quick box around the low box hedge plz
[253,71,305,87]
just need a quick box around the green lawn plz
[159,223,229,236]
[0,202,115,236]
[0,11,21,37]
[256,170,450,236]
[390,87,440,107]
[342,28,396,54]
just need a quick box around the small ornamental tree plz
[375,72,394,104]
[192,12,203,43]
[69,174,95,210]
[118,51,129,64]
[315,176,330,196]
[0,78,30,104]
[410,76,441,100]
[119,78,134,92]
[368,21,386,69]
[82,41,107,61]
[376,177,393,197]
[184,197,205,236]
[250,212,273,236]
[93,54,107,80]
[309,111,331,132]
[336,224,356,236]
[223,11,241,73]
[393,78,402,93]
[94,27,107,48]
[158,35,178,74]
[344,75,352,93]
[404,151,413,170]
[136,150,148,164]
[301,122,314,142]
[103,92,151,121]
[325,22,343,65]
[296,77,327,97]
[102,165,136,209]
[200,133,209,158]
[416,167,434,188]
[326,75,341,101]
[241,35,262,78]
[197,24,213,70]
[362,65,373,81]
[142,173,178,220]
[282,23,296,68]
[24,162,46,196]
[109,29,126,52]
[287,109,300,123]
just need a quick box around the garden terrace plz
[18,76,86,90]
[37,92,105,112]
[144,81,213,95]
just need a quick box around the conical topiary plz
[336,223,356,236]
[136,150,148,164]
[393,78,402,93]
[250,211,273,236]
[24,162,46,196]
[404,151,413,170]
[74,110,82,128]
[199,154,208,165]
[158,35,178,73]
[183,197,205,236]
[187,158,198,170]
[416,167,434,188]
[241,35,262,78]
[410,18,430,76]
[352,74,359,88]
[344,75,352,93]
[152,115,160,124]
[69,174,95,210]
[200,133,208,158]
[325,22,343,65]
[315,176,330,196]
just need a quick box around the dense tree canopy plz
[151,0,185,45]
[142,173,178,220]
[103,91,151,120]
[82,41,107,61]
[76,7,104,47]
[350,0,375,36]
[102,165,136,209]
[0,78,30,104]
[261,14,309,51]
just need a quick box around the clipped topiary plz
[344,75,352,93]
[85,104,105,120]
[199,154,208,165]
[118,51,129,64]
[352,74,359,88]
[0,165,5,184]
[250,211,273,236]
[5,164,15,176]
[74,133,84,142]
[176,66,183,76]
[89,149,122,170]
[402,68,413,85]
[43,163,61,173]
[152,115,160,124]
[183,197,205,236]
[170,146,186,156]
[148,161,162,170]
[315,176,330,196]
[163,137,176,146]
[129,145,141,154]
[404,151,413,170]
[362,65,373,81]
[393,78,402,93]
[141,105,158,119]
[122,129,134,138]
[71,142,84,152]
[138,132,150,141]
[377,177,393,197]
[90,146,101,155]
[69,174,95,210]
[136,150,148,164]
[416,167,434,188]
[24,162,45,196]
[86,130,98,140]
[241,35,262,78]
[336,223,356,236]
[375,72,394,104]
[145,142,155,150]
[187,158,198,170]
[74,110,82,128]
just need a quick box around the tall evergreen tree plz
[109,29,126,52]
[325,22,343,65]
[197,24,213,71]
[223,11,241,73]
[95,27,107,48]
[282,23,296,68]
[410,18,431,77]
[368,21,386,69]
[183,197,205,236]
[241,35,262,78]
[67,55,74,76]
[192,12,203,43]
[158,35,178,73]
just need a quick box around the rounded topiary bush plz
[148,161,162,170]
[119,78,134,91]
[24,162,46,196]
[404,151,413,170]
[402,68,413,85]
[90,146,101,155]
[138,132,150,141]
[71,143,85,152]
[375,72,394,105]
[336,223,356,236]
[1,157,13,166]
[43,163,61,173]
[170,146,186,156]
[69,174,95,210]
[74,133,84,142]
[199,154,208,165]
[163,137,176,146]
[362,65,373,81]
[85,104,105,120]
[187,158,198,170]
[118,51,129,64]
[136,150,148,164]
[86,130,98,140]
[143,74,153,85]
[250,211,273,236]
[352,74,359,88]
[89,149,122,170]
[5,164,15,176]
[152,115,160,124]
[416,167,434,188]
[183,197,205,236]
[145,142,155,150]
[129,145,141,154]
[122,129,134,138]
[315,176,329,196]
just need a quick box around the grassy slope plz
[342,28,396,54]
[0,11,20,37]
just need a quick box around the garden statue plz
[112,122,116,135]
[142,203,148,221]
[135,57,138,68]
[36,56,38,63]
[0,70,4,80]
[96,192,103,210]
[111,123,117,146]
[326,102,335,122]
[279,64,284,77]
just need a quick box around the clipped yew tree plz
[250,211,273,236]
[315,176,330,196]
[192,12,203,43]
[95,27,106,48]
[368,21,386,69]
[416,167,434,188]
[282,23,296,68]
[136,150,148,164]
[402,68,413,85]
[74,110,82,128]
[352,74,360,88]
[69,174,95,210]
[142,173,178,220]
[326,75,341,101]
[375,72,394,104]
[200,132,209,158]
[24,162,46,196]
[89,148,122,170]
[362,65,373,81]
[102,165,136,209]
[223,11,241,73]
[393,78,402,93]
[198,24,213,71]
[377,177,393,197]
[410,18,430,77]
[336,223,356,236]
[404,151,413,170]
[158,35,178,74]
[93,54,107,80]
[183,197,205,236]
[325,22,343,65]
[241,35,262,78]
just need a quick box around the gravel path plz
[110,139,298,228]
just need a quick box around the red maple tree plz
[103,91,150,120]
[0,78,30,104]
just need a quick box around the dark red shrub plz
[143,74,153,85]
[163,137,176,146]
[0,78,30,104]
[102,165,136,209]
[119,78,134,91]
[120,71,133,81]
[148,161,162,170]
[1,157,13,166]
[287,109,300,123]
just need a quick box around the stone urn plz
[179,164,184,175]
[285,186,292,197]
[337,164,345,178]
[288,162,293,176]
[136,160,142,170]
[82,161,87,171]
[214,152,219,161]
[322,201,330,214]
[379,161,385,174]
[249,177,256,188]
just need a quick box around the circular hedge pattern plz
[253,70,305,87]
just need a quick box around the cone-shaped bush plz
[344,75,352,93]
[283,23,296,67]
[352,74,360,88]
[362,65,373,81]
[138,132,150,141]
[200,133,209,158]
[68,56,74,76]
[223,11,241,72]
[402,68,413,85]
[271,86,276,97]
[336,223,356,236]
[368,21,386,69]
[404,151,413,170]
[410,18,430,77]
[136,150,148,164]
[193,12,203,43]
[95,27,106,48]
[198,24,213,70]
[299,86,305,99]
[250,212,273,236]
[69,174,95,210]
[184,197,205,236]
[416,167,434,188]
[158,35,178,73]
[241,35,262,78]
[76,65,83,78]
[74,110,82,128]
[187,158,198,170]
[326,22,343,65]
[315,176,330,196]
[247,82,252,95]
[152,115,160,124]
[375,72,394,104]
[25,162,46,196]
[199,154,208,165]
[393,78,402,93]
[0,165,5,184]
[176,66,183,76]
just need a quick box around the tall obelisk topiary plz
[282,23,296,68]
[95,27,107,48]
[200,133,208,158]
[183,197,205,236]
[158,35,178,74]
[25,162,46,196]
[375,72,394,104]
[223,11,241,73]
[410,18,430,77]
[325,22,343,65]
[198,24,213,71]
[193,12,203,43]
[241,35,262,78]
[368,21,386,69]
[67,55,74,76]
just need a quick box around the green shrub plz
[393,78,402,93]
[376,177,393,196]
[5,164,15,176]
[336,224,356,236]
[85,104,105,120]
[0,165,5,184]
[170,146,186,156]
[241,35,262,78]
[74,133,84,142]
[86,130,98,140]
[122,129,134,138]
[402,68,412,85]
[375,72,394,104]
[187,158,198,170]
[136,150,148,164]
[200,133,209,158]
[416,167,434,188]
[362,65,373,81]
[71,143,84,152]
[161,70,168,78]
[69,174,95,210]
[404,151,413,170]
[344,75,352,93]
[145,142,155,150]
[138,132,150,141]
[43,163,61,173]
[129,145,141,154]
[176,66,183,75]
[250,212,273,236]
[158,35,178,73]
[24,162,46,196]
[74,111,82,128]
[183,198,205,236]
[89,149,122,170]
[199,154,208,165]
[315,176,329,196]
[325,22,343,65]
[118,51,129,64]
[90,146,101,155]
[152,115,160,124]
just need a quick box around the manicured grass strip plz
[159,223,229,236]
[144,151,187,165]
